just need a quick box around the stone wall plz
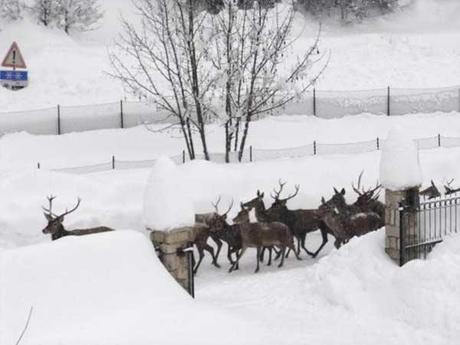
[150,226,199,296]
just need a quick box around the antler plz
[58,198,81,218]
[271,179,287,200]
[352,171,364,196]
[212,196,222,213]
[42,195,57,217]
[212,196,233,216]
[283,185,300,202]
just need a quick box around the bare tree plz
[109,0,218,160]
[30,0,58,27]
[56,0,103,34]
[205,1,327,162]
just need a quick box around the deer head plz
[42,196,81,236]
[232,203,250,224]
[420,180,441,199]
[444,179,460,195]
[270,180,300,208]
[208,197,234,232]
[352,171,382,205]
[242,190,264,210]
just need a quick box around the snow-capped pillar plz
[380,128,422,265]
[143,157,197,296]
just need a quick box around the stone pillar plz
[149,226,198,296]
[385,187,420,265]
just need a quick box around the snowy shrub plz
[30,0,57,27]
[0,0,24,22]
[56,0,103,34]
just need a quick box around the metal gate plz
[400,193,460,265]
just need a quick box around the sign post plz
[0,42,28,90]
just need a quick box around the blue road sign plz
[0,70,28,81]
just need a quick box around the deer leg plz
[278,246,286,268]
[259,247,266,262]
[230,246,246,273]
[203,243,220,269]
[311,227,329,258]
[255,247,261,273]
[193,247,205,274]
[267,247,272,266]
[227,245,235,265]
[211,236,223,266]
[300,233,315,257]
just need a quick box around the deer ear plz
[44,213,53,221]
[321,197,326,204]
[341,188,345,195]
[58,215,65,222]
[333,187,339,194]
[257,190,261,196]
[240,202,244,210]
[261,192,264,198]
[431,180,435,187]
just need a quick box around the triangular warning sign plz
[2,42,27,69]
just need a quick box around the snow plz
[380,126,423,191]
[0,230,277,345]
[143,156,194,231]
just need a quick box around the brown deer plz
[319,194,382,248]
[191,197,234,273]
[351,172,385,220]
[228,219,300,273]
[243,181,330,258]
[232,203,281,266]
[420,180,441,199]
[42,196,113,241]
[444,179,460,195]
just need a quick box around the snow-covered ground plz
[0,0,459,111]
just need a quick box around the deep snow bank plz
[0,230,277,345]
[199,231,460,345]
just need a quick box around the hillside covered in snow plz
[0,0,459,111]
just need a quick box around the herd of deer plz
[192,174,386,273]
[49,172,460,273]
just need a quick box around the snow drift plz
[0,230,278,345]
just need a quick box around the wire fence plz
[37,133,460,174]
[1,85,459,135]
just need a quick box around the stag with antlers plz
[42,196,113,241]
[351,172,385,220]
[191,197,234,273]
[243,181,331,258]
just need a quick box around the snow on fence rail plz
[40,134,460,174]
[1,85,460,135]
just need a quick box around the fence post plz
[182,150,186,164]
[438,134,441,147]
[313,140,317,155]
[37,162,40,169]
[376,137,380,150]
[250,145,253,162]
[57,105,61,135]
[112,155,115,169]
[313,88,317,116]
[387,86,391,116]
[120,100,124,129]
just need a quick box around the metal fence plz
[1,85,459,135]
[400,192,460,265]
[36,133,460,174]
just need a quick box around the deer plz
[232,203,281,266]
[318,195,382,249]
[243,181,331,258]
[318,191,384,249]
[206,202,244,271]
[191,197,234,273]
[420,180,441,200]
[351,172,385,220]
[42,196,113,241]
[444,179,460,195]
